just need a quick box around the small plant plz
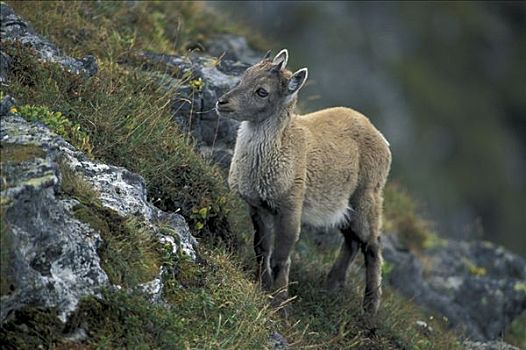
[189,77,204,91]
[464,258,487,277]
[18,105,93,156]
[384,182,440,251]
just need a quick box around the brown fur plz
[216,50,391,315]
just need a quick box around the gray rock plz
[269,331,289,349]
[463,340,520,350]
[139,35,264,169]
[0,94,16,116]
[1,113,197,322]
[0,3,97,77]
[383,234,526,341]
[1,122,109,323]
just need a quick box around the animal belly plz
[301,199,352,228]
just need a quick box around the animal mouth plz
[215,101,234,114]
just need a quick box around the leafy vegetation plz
[505,311,526,350]
[18,104,93,156]
[383,182,446,252]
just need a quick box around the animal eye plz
[256,88,269,97]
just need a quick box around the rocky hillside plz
[1,2,524,349]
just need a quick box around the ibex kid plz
[216,49,391,315]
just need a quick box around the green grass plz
[276,234,462,349]
[383,182,445,252]
[505,311,526,349]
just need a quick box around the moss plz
[0,143,46,164]
[383,182,441,252]
[464,258,487,277]
[0,306,64,349]
[0,207,15,296]
[505,312,526,349]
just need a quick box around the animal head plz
[216,49,308,123]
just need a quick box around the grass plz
[383,182,446,252]
[3,37,242,246]
[276,233,462,349]
[505,311,526,349]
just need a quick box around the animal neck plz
[240,108,292,151]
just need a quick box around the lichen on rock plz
[1,107,197,323]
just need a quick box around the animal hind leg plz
[327,226,360,290]
[351,189,383,315]
[362,236,382,315]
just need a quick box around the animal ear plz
[272,49,288,71]
[262,50,272,60]
[287,68,308,95]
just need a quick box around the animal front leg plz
[250,206,273,291]
[271,205,301,308]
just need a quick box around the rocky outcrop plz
[383,234,526,341]
[0,2,97,83]
[134,35,263,169]
[0,96,197,323]
[464,340,521,350]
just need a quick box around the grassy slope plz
[0,1,476,349]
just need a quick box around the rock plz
[1,121,108,323]
[463,340,520,350]
[0,111,197,323]
[0,94,16,116]
[269,331,289,349]
[383,234,526,341]
[0,3,97,77]
[137,35,264,169]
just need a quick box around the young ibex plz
[216,49,391,315]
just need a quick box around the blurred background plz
[207,1,526,257]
